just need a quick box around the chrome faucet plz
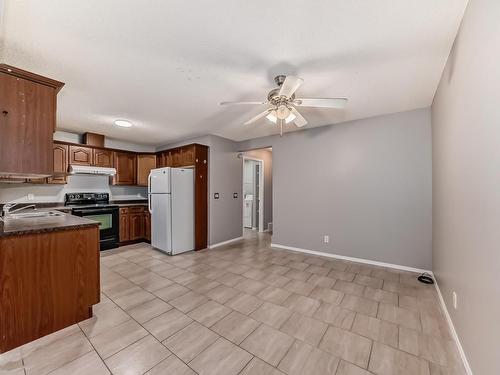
[1,203,36,219]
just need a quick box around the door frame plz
[242,156,265,232]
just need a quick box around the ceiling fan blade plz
[290,107,307,127]
[243,109,272,125]
[220,101,266,106]
[294,98,348,108]
[278,76,304,98]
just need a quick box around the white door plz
[151,193,172,253]
[149,167,171,194]
[171,168,194,254]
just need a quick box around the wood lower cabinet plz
[0,225,100,353]
[93,148,113,168]
[129,212,144,241]
[119,208,130,242]
[144,212,151,241]
[119,206,150,244]
[0,65,64,178]
[69,145,93,166]
[113,152,137,185]
[137,154,156,186]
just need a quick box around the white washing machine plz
[243,194,253,228]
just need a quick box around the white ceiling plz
[1,0,467,145]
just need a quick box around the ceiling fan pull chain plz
[280,119,283,137]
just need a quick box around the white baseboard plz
[270,243,431,274]
[209,236,243,249]
[270,242,472,374]
[433,278,473,375]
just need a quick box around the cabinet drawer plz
[129,206,147,214]
[119,207,129,215]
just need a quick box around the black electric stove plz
[65,193,119,250]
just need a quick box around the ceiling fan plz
[221,75,347,136]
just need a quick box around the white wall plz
[432,1,500,373]
[239,108,432,270]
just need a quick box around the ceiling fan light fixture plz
[285,112,296,124]
[266,111,278,124]
[276,104,290,120]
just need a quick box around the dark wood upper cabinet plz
[93,148,113,168]
[182,145,195,166]
[0,65,64,178]
[69,145,93,166]
[137,154,156,186]
[47,143,69,184]
[113,152,137,185]
[173,150,185,167]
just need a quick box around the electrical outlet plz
[27,194,35,201]
[323,235,329,244]
[452,291,458,309]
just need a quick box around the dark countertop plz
[115,202,148,207]
[0,210,99,238]
[110,199,148,205]
[0,200,148,212]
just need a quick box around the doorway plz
[241,147,272,234]
[243,157,264,232]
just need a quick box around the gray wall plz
[158,134,243,246]
[432,1,500,373]
[243,148,273,231]
[239,108,432,270]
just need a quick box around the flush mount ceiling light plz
[114,119,132,128]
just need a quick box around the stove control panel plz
[65,192,110,205]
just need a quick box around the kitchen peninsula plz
[0,212,100,353]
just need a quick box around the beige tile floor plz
[0,231,465,375]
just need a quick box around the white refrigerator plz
[148,167,194,255]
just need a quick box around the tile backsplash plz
[0,175,147,203]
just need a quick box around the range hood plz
[69,165,116,176]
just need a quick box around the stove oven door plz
[72,207,119,250]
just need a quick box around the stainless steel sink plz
[6,211,64,219]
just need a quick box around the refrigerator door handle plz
[148,172,152,194]
[148,172,153,213]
